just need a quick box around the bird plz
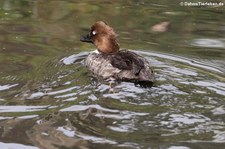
[80,21,154,86]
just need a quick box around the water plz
[0,0,225,149]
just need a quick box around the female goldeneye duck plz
[80,21,154,85]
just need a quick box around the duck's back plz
[85,50,154,83]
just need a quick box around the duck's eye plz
[92,30,97,36]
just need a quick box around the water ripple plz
[1,50,224,147]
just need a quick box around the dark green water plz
[0,0,225,149]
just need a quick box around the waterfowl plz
[80,21,154,85]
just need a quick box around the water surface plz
[0,0,225,149]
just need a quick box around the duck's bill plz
[80,34,92,43]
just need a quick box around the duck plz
[80,21,154,85]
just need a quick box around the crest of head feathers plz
[91,21,118,39]
[89,21,120,53]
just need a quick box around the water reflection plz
[8,50,223,148]
[0,0,225,148]
[0,84,18,91]
[181,80,225,96]
[60,52,89,65]
[168,146,190,149]
[191,38,225,48]
[0,142,38,149]
[0,50,225,148]
[0,105,48,112]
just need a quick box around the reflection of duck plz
[80,21,154,84]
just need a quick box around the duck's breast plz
[85,53,120,79]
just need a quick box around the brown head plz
[80,21,120,54]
